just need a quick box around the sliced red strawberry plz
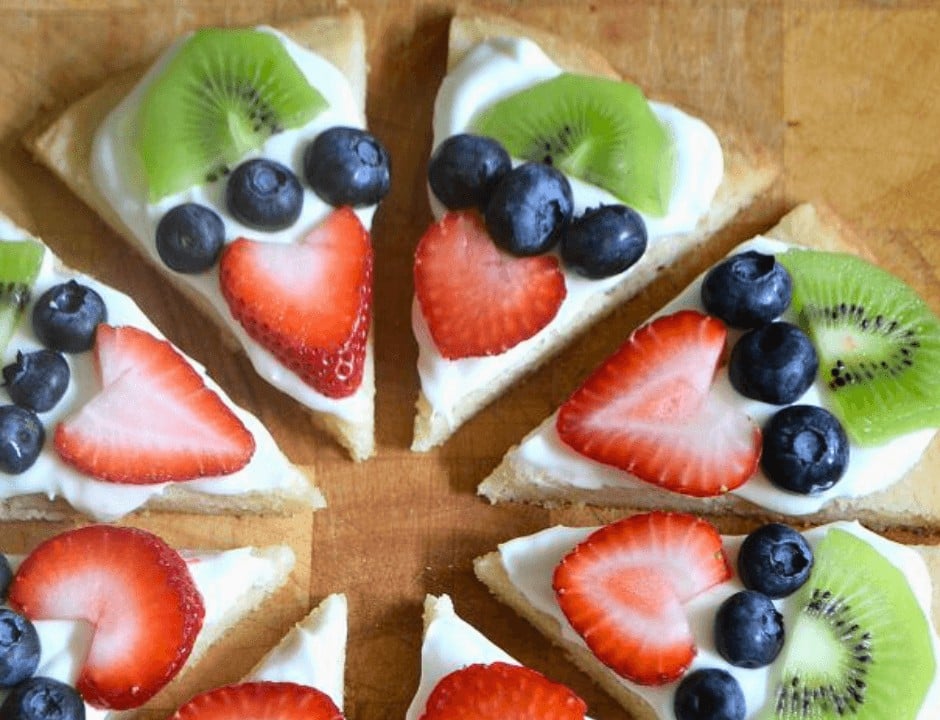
[556,310,761,496]
[54,324,254,484]
[553,512,731,686]
[414,211,566,359]
[219,206,372,398]
[171,682,343,720]
[8,525,205,710]
[418,662,586,720]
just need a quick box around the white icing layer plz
[89,26,374,424]
[497,521,940,720]
[0,221,310,520]
[415,37,723,429]
[513,236,938,515]
[247,593,347,711]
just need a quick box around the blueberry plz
[673,668,745,720]
[0,406,44,474]
[560,204,647,279]
[738,523,813,598]
[0,555,11,600]
[155,203,225,273]
[485,162,574,256]
[227,158,303,230]
[0,610,40,688]
[31,281,106,353]
[3,350,70,413]
[0,677,85,720]
[762,405,849,494]
[304,127,391,207]
[701,251,792,329]
[728,321,818,404]
[714,590,784,668]
[427,134,510,211]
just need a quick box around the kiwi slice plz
[470,73,675,217]
[136,28,327,201]
[0,239,44,354]
[779,249,940,446]
[762,527,935,719]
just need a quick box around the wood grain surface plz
[0,1,938,719]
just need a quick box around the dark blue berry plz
[560,204,647,279]
[227,158,303,230]
[728,322,818,404]
[673,668,745,720]
[155,203,225,273]
[762,405,849,494]
[427,134,510,211]
[0,555,11,600]
[3,350,70,413]
[738,523,813,598]
[0,677,85,720]
[485,162,573,256]
[31,281,106,353]
[304,127,391,207]
[701,251,792,329]
[0,406,44,474]
[714,590,784,668]
[0,609,40,688]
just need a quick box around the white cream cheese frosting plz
[89,26,375,424]
[415,36,724,429]
[0,218,314,521]
[246,593,347,711]
[4,544,294,720]
[496,521,940,720]
[510,236,937,516]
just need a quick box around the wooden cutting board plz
[1,1,938,719]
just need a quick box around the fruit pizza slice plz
[27,10,387,461]
[406,594,594,720]
[410,10,777,451]
[479,204,940,531]
[0,213,320,521]
[474,512,940,720]
[167,594,348,720]
[0,524,295,720]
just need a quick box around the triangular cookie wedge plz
[165,594,348,720]
[2,524,295,720]
[0,213,321,521]
[406,594,596,720]
[26,10,383,461]
[475,514,940,719]
[410,10,777,451]
[479,204,940,531]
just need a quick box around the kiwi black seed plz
[767,528,934,719]
[471,73,675,217]
[778,248,940,446]
[136,28,327,201]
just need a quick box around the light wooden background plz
[0,1,938,719]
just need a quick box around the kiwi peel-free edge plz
[779,249,940,446]
[471,73,674,217]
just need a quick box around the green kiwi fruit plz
[762,527,935,719]
[0,239,44,354]
[136,28,327,201]
[778,249,940,446]
[471,73,675,217]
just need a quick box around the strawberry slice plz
[8,525,205,709]
[553,512,731,686]
[171,682,343,720]
[54,324,254,484]
[219,206,372,398]
[418,662,586,720]
[414,211,566,359]
[556,310,761,496]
